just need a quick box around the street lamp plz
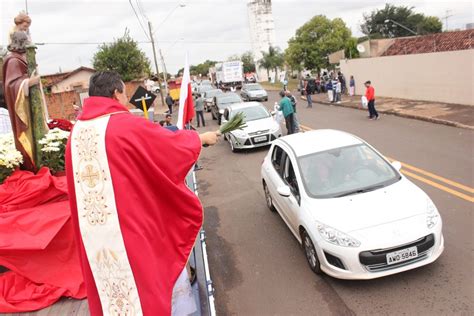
[384,19,418,36]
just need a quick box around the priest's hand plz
[199,131,219,146]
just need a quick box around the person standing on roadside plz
[285,90,299,133]
[194,93,205,127]
[326,80,333,102]
[349,75,355,96]
[279,91,295,135]
[365,80,378,120]
[166,93,174,114]
[304,77,312,108]
[335,79,342,104]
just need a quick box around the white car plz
[261,130,444,279]
[222,102,282,152]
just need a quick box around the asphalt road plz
[196,90,473,315]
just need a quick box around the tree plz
[360,4,442,38]
[258,46,284,81]
[344,37,360,59]
[190,60,217,76]
[92,30,151,82]
[284,15,352,71]
[240,51,256,73]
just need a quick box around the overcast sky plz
[1,0,472,75]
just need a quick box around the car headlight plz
[232,129,247,138]
[426,199,440,229]
[316,222,361,247]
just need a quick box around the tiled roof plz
[42,66,95,87]
[382,29,474,56]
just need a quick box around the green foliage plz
[190,60,217,76]
[284,15,352,71]
[361,4,442,38]
[220,112,247,134]
[92,30,151,82]
[344,37,360,59]
[258,46,284,80]
[240,51,256,73]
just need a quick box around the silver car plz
[241,83,268,102]
[203,89,223,112]
[222,102,282,152]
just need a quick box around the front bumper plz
[247,95,268,101]
[229,131,281,149]
[313,228,444,280]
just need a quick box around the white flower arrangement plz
[0,133,23,183]
[39,128,70,173]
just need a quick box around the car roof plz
[228,101,263,111]
[277,129,363,157]
[216,92,240,100]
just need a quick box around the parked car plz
[261,129,444,280]
[211,92,242,124]
[197,84,213,97]
[222,102,281,152]
[241,83,268,102]
[203,89,223,112]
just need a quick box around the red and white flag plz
[177,53,195,129]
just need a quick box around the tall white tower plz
[247,0,276,81]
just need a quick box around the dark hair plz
[365,80,371,84]
[159,120,165,126]
[165,114,172,118]
[279,91,286,97]
[89,71,124,97]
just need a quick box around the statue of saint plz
[2,25,48,171]
[9,12,32,44]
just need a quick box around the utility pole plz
[159,48,169,94]
[148,21,165,107]
[442,10,453,31]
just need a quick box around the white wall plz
[340,49,474,106]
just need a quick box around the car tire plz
[229,137,238,153]
[217,114,222,125]
[263,181,276,212]
[301,230,323,275]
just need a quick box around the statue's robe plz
[2,52,35,170]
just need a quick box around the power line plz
[135,0,148,22]
[128,0,150,40]
[35,40,252,45]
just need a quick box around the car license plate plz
[386,246,418,265]
[254,136,267,143]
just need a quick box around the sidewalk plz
[302,93,474,130]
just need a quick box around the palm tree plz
[258,46,285,81]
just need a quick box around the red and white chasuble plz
[66,96,203,315]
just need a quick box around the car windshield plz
[298,144,400,198]
[217,94,241,107]
[205,90,223,98]
[245,84,263,91]
[231,105,270,122]
[199,85,212,92]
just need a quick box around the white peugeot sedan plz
[222,102,281,152]
[261,130,444,279]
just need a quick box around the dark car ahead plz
[211,92,242,124]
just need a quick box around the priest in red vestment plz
[65,71,218,315]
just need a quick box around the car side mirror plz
[391,161,402,171]
[277,185,291,197]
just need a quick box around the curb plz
[300,96,474,130]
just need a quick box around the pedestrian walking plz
[349,75,355,96]
[165,93,174,114]
[335,79,342,103]
[194,93,206,127]
[283,78,288,91]
[304,79,312,108]
[286,90,299,132]
[278,91,295,135]
[364,80,378,120]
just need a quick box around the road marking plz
[297,124,474,203]
[401,170,474,203]
[386,157,474,194]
